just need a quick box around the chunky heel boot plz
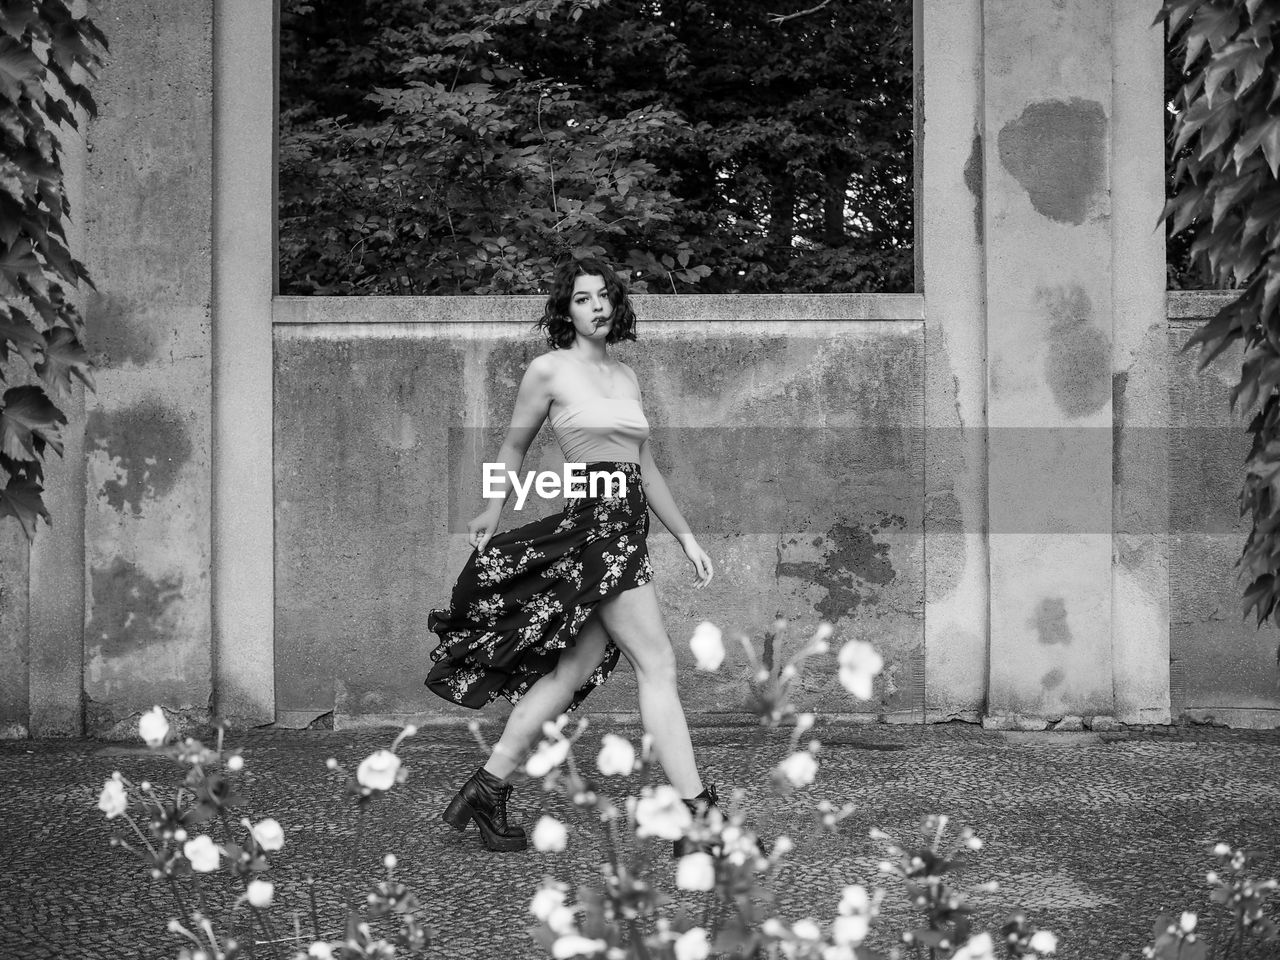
[442,766,528,853]
[673,783,723,859]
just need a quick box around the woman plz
[426,257,717,855]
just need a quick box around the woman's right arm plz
[469,355,556,551]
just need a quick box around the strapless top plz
[549,397,650,465]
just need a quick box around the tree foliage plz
[0,1,104,540]
[1161,0,1280,626]
[279,0,914,294]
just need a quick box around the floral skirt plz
[425,461,653,712]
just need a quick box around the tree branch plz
[767,0,833,25]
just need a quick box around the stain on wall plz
[86,557,185,659]
[963,127,984,245]
[776,519,901,623]
[87,399,193,515]
[1037,284,1111,418]
[85,293,159,367]
[997,98,1107,225]
[1029,596,1072,645]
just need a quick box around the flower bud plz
[247,879,274,909]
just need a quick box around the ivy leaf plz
[0,472,48,541]
[1259,115,1280,179]
[0,36,41,102]
[0,305,44,367]
[0,384,66,461]
[0,237,44,295]
[35,326,93,398]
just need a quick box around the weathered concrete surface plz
[0,524,30,739]
[80,0,213,736]
[981,0,1115,722]
[274,320,924,726]
[1110,0,1170,725]
[1169,319,1280,726]
[211,0,276,728]
[918,0,989,722]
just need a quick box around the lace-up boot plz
[673,783,723,859]
[442,766,528,852]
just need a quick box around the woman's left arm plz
[638,438,713,588]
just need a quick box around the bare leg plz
[482,616,610,780]
[597,582,703,798]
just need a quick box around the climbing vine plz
[0,1,105,540]
[1160,0,1280,625]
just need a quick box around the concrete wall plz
[273,301,926,727]
[5,0,1279,735]
[1169,295,1280,727]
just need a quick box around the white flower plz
[226,754,244,772]
[952,932,996,960]
[1213,842,1231,856]
[247,879,274,909]
[676,852,716,891]
[552,934,606,958]
[794,713,816,736]
[1178,913,1197,935]
[793,919,821,940]
[356,750,401,791]
[838,884,869,916]
[673,928,710,960]
[837,640,883,700]
[772,835,794,858]
[251,818,285,851]
[831,914,869,947]
[822,947,855,960]
[97,777,127,819]
[689,621,725,671]
[1029,929,1058,953]
[532,815,568,852]
[547,904,577,936]
[596,734,637,776]
[634,785,693,840]
[526,738,571,778]
[308,944,335,960]
[183,835,221,872]
[530,884,567,921]
[383,853,397,870]
[776,750,818,788]
[139,706,170,747]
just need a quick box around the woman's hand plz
[681,537,714,588]
[468,508,502,553]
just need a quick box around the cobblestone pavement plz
[2,721,1279,960]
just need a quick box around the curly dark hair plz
[536,257,638,349]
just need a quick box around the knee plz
[631,638,677,686]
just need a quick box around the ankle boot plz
[442,766,528,852]
[673,783,722,859]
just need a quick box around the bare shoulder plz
[524,351,562,381]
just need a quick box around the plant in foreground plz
[508,620,1056,960]
[98,707,428,959]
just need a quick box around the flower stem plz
[167,876,191,921]
[253,908,284,960]
[343,802,368,938]
[307,874,321,940]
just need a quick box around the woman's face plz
[566,273,614,341]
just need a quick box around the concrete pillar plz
[919,0,990,721]
[81,1,214,736]
[981,0,1118,724]
[1110,1,1170,724]
[211,0,276,726]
